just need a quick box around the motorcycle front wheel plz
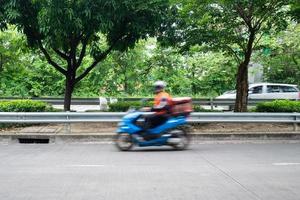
[115,133,134,151]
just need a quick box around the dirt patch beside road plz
[192,123,294,133]
[1,122,298,135]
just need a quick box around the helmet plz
[153,81,166,88]
[153,81,166,93]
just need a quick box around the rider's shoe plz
[133,134,144,142]
[167,138,181,144]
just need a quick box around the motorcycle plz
[115,98,193,151]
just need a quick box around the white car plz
[217,83,300,99]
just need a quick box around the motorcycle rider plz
[143,81,173,133]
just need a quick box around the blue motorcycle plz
[115,110,191,151]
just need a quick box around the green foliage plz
[0,100,56,129]
[0,29,237,97]
[0,0,7,30]
[0,28,65,97]
[0,100,54,112]
[162,0,291,57]
[2,0,169,110]
[97,40,154,96]
[185,48,236,96]
[0,1,298,101]
[161,0,293,111]
[108,101,218,112]
[4,0,168,51]
[0,28,27,71]
[290,1,300,22]
[255,24,300,86]
[145,46,189,94]
[255,100,300,112]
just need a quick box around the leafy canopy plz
[0,0,7,30]
[161,0,292,62]
[3,0,168,77]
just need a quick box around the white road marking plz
[272,163,300,166]
[67,164,106,167]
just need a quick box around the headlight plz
[118,122,125,127]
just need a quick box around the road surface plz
[0,142,300,200]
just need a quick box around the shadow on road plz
[120,147,193,152]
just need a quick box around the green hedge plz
[109,101,218,112]
[109,101,152,112]
[0,100,56,129]
[255,100,300,112]
[0,100,54,112]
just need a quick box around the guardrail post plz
[294,115,298,132]
[210,98,214,111]
[64,112,71,134]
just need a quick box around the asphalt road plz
[0,142,300,200]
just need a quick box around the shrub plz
[0,100,54,112]
[109,101,152,112]
[0,100,56,129]
[255,100,300,112]
[109,101,220,112]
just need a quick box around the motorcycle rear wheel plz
[115,133,134,151]
[170,129,190,150]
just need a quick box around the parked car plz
[217,83,300,99]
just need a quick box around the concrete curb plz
[1,132,300,144]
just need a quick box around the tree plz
[185,47,236,96]
[105,41,150,95]
[0,0,7,69]
[3,0,168,110]
[255,23,300,86]
[0,0,7,30]
[161,0,293,111]
[290,1,300,22]
[0,28,26,72]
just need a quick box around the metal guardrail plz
[1,97,299,107]
[0,112,299,123]
[1,112,299,132]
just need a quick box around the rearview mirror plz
[140,98,148,107]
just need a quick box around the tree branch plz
[69,36,80,70]
[232,28,247,52]
[292,55,299,66]
[37,40,67,75]
[253,0,279,31]
[235,4,252,29]
[76,38,88,69]
[253,32,264,49]
[139,64,154,77]
[75,39,119,84]
[52,48,69,60]
[224,44,242,63]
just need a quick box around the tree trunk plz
[64,75,75,111]
[234,31,256,112]
[0,53,3,71]
[124,74,128,94]
[191,70,196,94]
[234,62,249,112]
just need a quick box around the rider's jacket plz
[152,91,172,115]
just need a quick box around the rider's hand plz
[140,107,151,112]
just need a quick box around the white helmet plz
[153,80,166,88]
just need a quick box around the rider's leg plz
[142,114,169,140]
